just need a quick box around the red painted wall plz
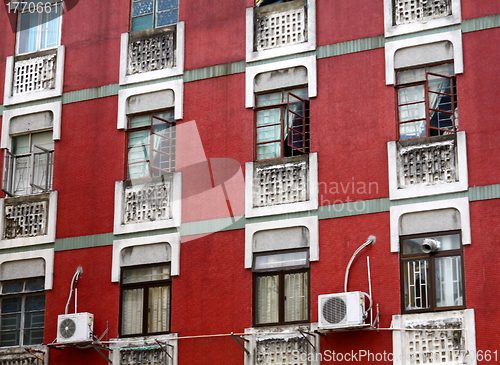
[461,0,500,20]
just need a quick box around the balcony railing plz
[119,347,172,365]
[122,176,173,225]
[127,26,176,76]
[0,346,46,365]
[2,149,54,197]
[3,194,50,240]
[397,134,457,189]
[252,154,309,208]
[12,51,57,96]
[254,0,307,52]
[256,336,310,364]
[393,0,451,25]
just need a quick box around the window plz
[0,278,45,347]
[131,0,179,32]
[253,250,309,326]
[396,63,457,140]
[120,264,171,337]
[127,111,176,180]
[17,1,62,55]
[254,88,309,161]
[400,231,465,313]
[255,0,294,7]
[2,131,54,197]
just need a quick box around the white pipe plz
[344,236,376,292]
[367,256,372,323]
[65,266,83,315]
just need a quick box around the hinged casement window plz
[252,249,310,326]
[16,1,63,55]
[131,0,179,32]
[396,63,457,140]
[127,111,176,180]
[0,277,45,347]
[254,88,309,161]
[255,0,294,7]
[2,131,54,197]
[119,264,172,337]
[400,231,465,314]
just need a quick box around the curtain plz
[284,272,308,322]
[255,275,279,324]
[435,256,462,308]
[148,286,170,333]
[121,288,144,335]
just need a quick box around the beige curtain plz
[284,272,308,322]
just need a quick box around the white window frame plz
[15,0,63,56]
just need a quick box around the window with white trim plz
[400,231,465,313]
[127,111,176,180]
[2,131,54,197]
[16,1,62,55]
[131,0,179,32]
[254,88,309,161]
[396,63,457,140]
[0,277,45,347]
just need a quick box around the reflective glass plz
[132,0,154,17]
[1,297,22,313]
[41,4,61,49]
[399,120,426,140]
[129,114,152,129]
[19,11,39,54]
[25,294,45,311]
[132,14,154,32]
[256,108,280,127]
[254,251,308,271]
[158,0,178,11]
[2,281,24,294]
[435,256,463,308]
[122,265,170,284]
[257,92,282,107]
[157,10,178,27]
[24,328,44,345]
[402,233,461,254]
[256,142,280,160]
[403,259,429,310]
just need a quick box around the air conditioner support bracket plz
[24,348,46,363]
[231,332,250,355]
[154,339,174,360]
[297,329,316,351]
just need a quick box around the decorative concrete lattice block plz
[253,158,308,208]
[128,31,175,75]
[255,337,309,365]
[119,348,171,365]
[123,179,172,224]
[394,0,452,25]
[13,54,56,95]
[256,7,306,51]
[399,139,456,188]
[4,199,48,239]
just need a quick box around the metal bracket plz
[155,339,174,360]
[231,332,250,355]
[24,348,45,363]
[297,329,316,351]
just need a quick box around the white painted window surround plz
[0,192,58,249]
[0,248,54,290]
[383,0,461,38]
[245,55,317,108]
[385,30,463,85]
[245,215,318,269]
[387,131,468,200]
[111,233,181,282]
[117,79,183,130]
[113,174,182,235]
[392,309,476,365]
[119,22,185,86]
[111,334,178,365]
[245,153,318,217]
[3,46,65,106]
[389,197,470,252]
[246,0,316,63]
[1,101,62,150]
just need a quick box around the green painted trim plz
[0,243,54,255]
[385,24,462,42]
[183,61,246,83]
[3,97,62,111]
[55,233,113,251]
[62,84,119,104]
[316,36,385,59]
[462,14,500,33]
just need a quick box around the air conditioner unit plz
[318,292,366,330]
[57,313,94,344]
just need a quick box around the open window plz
[16,1,62,55]
[131,0,179,32]
[119,264,172,337]
[400,231,465,313]
[255,0,294,7]
[396,63,457,140]
[252,249,310,326]
[127,111,176,180]
[254,88,309,161]
[2,131,54,197]
[0,277,45,347]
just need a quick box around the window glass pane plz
[254,251,308,271]
[148,286,170,333]
[403,259,430,311]
[121,288,144,335]
[122,265,170,284]
[257,92,282,107]
[41,4,61,49]
[399,121,426,140]
[398,85,425,106]
[428,63,454,77]
[132,0,154,17]
[25,294,45,311]
[256,142,280,160]
[1,297,22,313]
[287,88,308,100]
[255,275,279,324]
[397,68,426,84]
[402,234,461,254]
[12,135,31,155]
[24,309,45,328]
[31,131,54,151]
[24,328,44,345]
[153,111,174,121]
[157,10,178,27]
[158,0,178,11]
[284,272,308,322]
[256,125,281,144]
[435,256,463,308]
[129,115,152,129]
[0,328,20,346]
[127,162,149,180]
[2,281,24,294]
[256,108,280,127]
[19,11,39,54]
[398,100,425,122]
[132,15,154,32]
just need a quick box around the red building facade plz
[0,0,499,364]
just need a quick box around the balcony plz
[114,174,181,235]
[0,346,47,365]
[119,23,185,85]
[3,46,65,106]
[393,0,451,25]
[246,0,316,62]
[111,335,177,365]
[387,132,468,200]
[245,153,318,217]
